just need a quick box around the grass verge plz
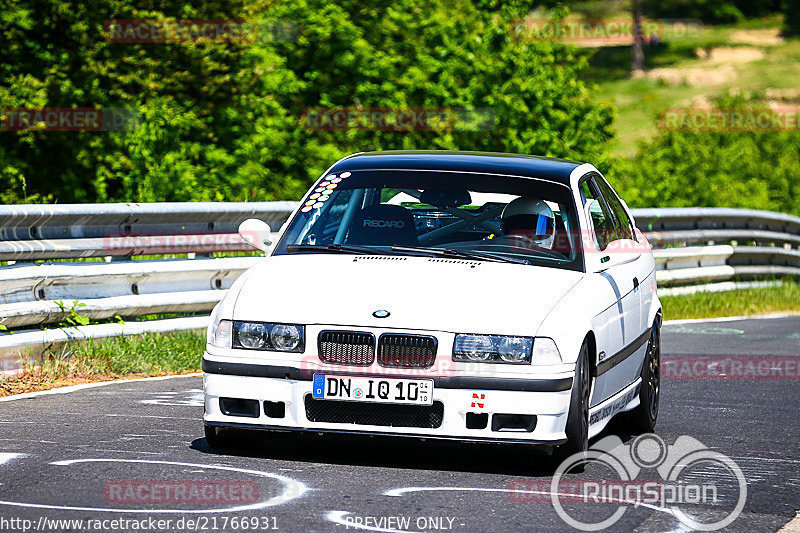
[586,17,800,156]
[0,330,204,397]
[661,280,800,320]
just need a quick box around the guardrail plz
[1,202,798,374]
[0,202,294,261]
[634,207,800,289]
[0,202,292,373]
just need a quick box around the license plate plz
[312,374,433,406]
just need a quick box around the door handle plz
[633,277,639,290]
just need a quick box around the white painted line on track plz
[0,373,201,403]
[664,312,800,325]
[383,486,680,517]
[105,413,197,420]
[0,453,25,466]
[779,511,800,533]
[82,449,164,455]
[0,458,308,513]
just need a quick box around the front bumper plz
[203,358,574,444]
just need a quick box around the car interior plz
[278,173,584,270]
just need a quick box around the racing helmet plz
[501,197,556,249]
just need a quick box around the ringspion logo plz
[548,434,747,531]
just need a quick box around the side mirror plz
[238,218,272,253]
[586,251,616,273]
[586,242,641,273]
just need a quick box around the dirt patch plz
[708,46,765,63]
[647,64,736,86]
[696,46,765,63]
[765,88,800,102]
[0,370,198,397]
[730,29,783,46]
[690,95,714,109]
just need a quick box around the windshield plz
[274,170,583,271]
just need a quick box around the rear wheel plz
[619,322,660,433]
[553,341,591,468]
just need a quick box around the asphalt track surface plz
[0,317,797,533]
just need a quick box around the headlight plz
[453,334,533,364]
[270,324,303,352]
[236,322,269,349]
[232,321,305,353]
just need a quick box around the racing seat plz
[346,204,419,247]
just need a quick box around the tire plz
[553,341,591,469]
[204,423,230,449]
[619,322,661,433]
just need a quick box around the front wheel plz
[204,423,231,449]
[553,341,591,468]
[619,322,660,433]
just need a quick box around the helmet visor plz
[502,214,554,239]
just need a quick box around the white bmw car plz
[203,151,662,460]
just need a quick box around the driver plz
[500,196,556,249]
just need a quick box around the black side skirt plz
[596,328,651,377]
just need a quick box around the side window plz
[594,177,635,242]
[579,178,615,251]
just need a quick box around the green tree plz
[2,0,614,203]
[610,96,800,216]
[641,0,781,23]
[782,0,800,36]
[265,0,614,183]
[0,0,298,202]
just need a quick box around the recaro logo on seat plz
[363,220,405,228]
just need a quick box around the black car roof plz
[329,151,584,186]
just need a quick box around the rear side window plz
[594,177,636,242]
[579,178,616,252]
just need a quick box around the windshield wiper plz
[286,244,394,255]
[391,245,530,265]
[287,244,530,265]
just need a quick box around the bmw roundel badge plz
[373,309,390,318]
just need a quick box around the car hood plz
[232,254,583,336]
